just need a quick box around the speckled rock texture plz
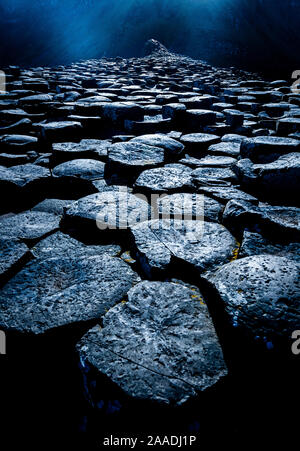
[78,281,228,405]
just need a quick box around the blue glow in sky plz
[0,0,299,77]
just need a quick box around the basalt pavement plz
[0,40,299,437]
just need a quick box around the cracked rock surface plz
[78,281,227,405]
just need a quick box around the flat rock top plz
[31,231,121,260]
[242,136,299,147]
[0,134,38,145]
[204,255,300,345]
[1,41,300,412]
[78,281,227,405]
[8,164,50,185]
[52,159,105,180]
[53,139,111,154]
[181,133,219,144]
[108,142,165,166]
[0,211,60,243]
[41,121,82,130]
[65,190,151,228]
[0,238,29,277]
[0,254,140,334]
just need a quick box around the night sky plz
[1,0,299,77]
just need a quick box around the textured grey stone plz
[0,238,30,282]
[0,153,30,167]
[107,142,165,181]
[18,94,53,105]
[196,187,258,206]
[0,254,140,334]
[135,164,193,193]
[162,103,186,121]
[240,136,300,163]
[179,154,236,168]
[277,117,300,135]
[156,193,223,223]
[239,230,300,261]
[224,109,244,127]
[0,118,32,135]
[101,102,143,124]
[52,159,105,180]
[180,133,219,156]
[204,255,300,349]
[31,231,121,260]
[184,109,216,129]
[223,200,300,239]
[130,134,184,159]
[0,134,38,153]
[78,281,227,405]
[125,117,172,135]
[0,165,23,188]
[40,121,83,143]
[64,191,151,232]
[181,95,214,110]
[192,166,238,187]
[32,199,74,216]
[130,219,238,277]
[234,153,300,201]
[0,211,60,244]
[52,139,111,164]
[6,163,51,187]
[221,134,246,143]
[208,141,241,157]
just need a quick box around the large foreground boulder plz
[78,281,227,406]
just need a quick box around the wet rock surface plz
[78,281,227,405]
[1,41,299,443]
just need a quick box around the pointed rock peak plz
[144,39,169,56]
